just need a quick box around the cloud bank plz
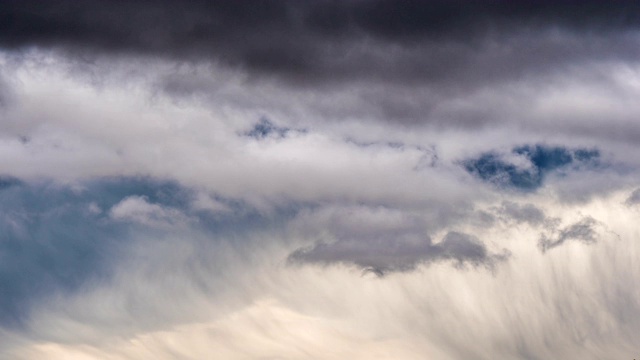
[1,1,640,359]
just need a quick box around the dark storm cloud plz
[288,231,509,276]
[2,0,640,86]
[3,0,639,49]
[463,145,601,191]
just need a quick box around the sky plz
[1,1,640,359]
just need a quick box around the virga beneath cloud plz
[1,1,640,359]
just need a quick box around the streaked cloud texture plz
[1,1,640,359]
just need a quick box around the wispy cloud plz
[1,1,640,358]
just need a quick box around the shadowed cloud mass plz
[1,0,640,90]
[538,216,602,252]
[289,231,509,276]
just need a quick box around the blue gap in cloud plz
[244,117,308,140]
[0,176,289,327]
[463,144,600,191]
[245,117,290,139]
[0,178,126,326]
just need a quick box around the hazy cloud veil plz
[1,1,640,359]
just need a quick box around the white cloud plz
[110,196,191,228]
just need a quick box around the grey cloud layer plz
[289,231,509,276]
[1,2,640,358]
[2,1,640,88]
[3,0,640,142]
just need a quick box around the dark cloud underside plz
[2,0,640,85]
[289,231,508,276]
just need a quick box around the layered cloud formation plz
[1,1,640,359]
